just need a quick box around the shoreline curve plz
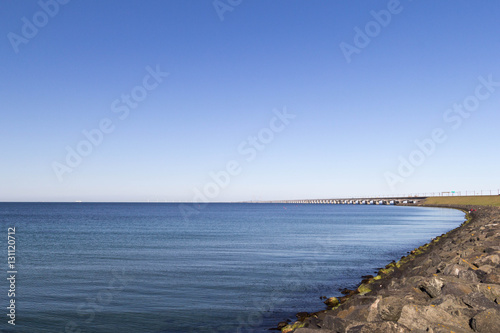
[276,203,500,333]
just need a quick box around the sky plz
[1,0,499,202]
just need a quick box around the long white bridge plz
[263,196,427,205]
[252,190,500,205]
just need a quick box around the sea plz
[0,203,464,333]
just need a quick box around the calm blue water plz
[0,203,464,333]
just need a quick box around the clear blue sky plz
[1,0,499,202]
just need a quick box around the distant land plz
[423,195,500,207]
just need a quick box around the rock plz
[484,247,497,254]
[282,321,306,333]
[459,249,474,257]
[277,321,289,330]
[274,207,500,333]
[338,295,350,304]
[402,292,430,307]
[397,304,432,331]
[346,321,410,333]
[484,274,500,284]
[443,264,468,277]
[483,268,500,284]
[361,275,374,284]
[470,309,500,332]
[432,294,465,309]
[478,284,500,303]
[342,296,379,308]
[324,297,340,308]
[441,282,473,298]
[473,269,488,282]
[477,264,494,274]
[397,304,471,332]
[340,288,356,295]
[335,297,380,322]
[485,231,495,238]
[429,252,442,265]
[294,329,336,333]
[321,316,359,332]
[433,294,478,321]
[357,284,371,296]
[462,292,499,311]
[458,270,480,283]
[481,254,500,265]
[306,316,322,328]
[419,277,444,298]
[296,312,310,321]
[378,296,404,321]
[436,261,447,273]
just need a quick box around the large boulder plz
[462,292,500,311]
[458,270,480,283]
[335,297,381,322]
[480,254,500,266]
[470,309,500,332]
[441,282,473,298]
[431,294,477,320]
[419,277,444,298]
[482,268,500,284]
[476,264,494,274]
[397,304,472,332]
[378,296,405,321]
[477,284,500,303]
[432,294,466,309]
[443,264,468,277]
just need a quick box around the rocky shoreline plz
[277,204,500,333]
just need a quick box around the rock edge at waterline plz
[278,205,500,333]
